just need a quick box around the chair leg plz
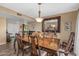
[47,53,49,56]
[14,39,16,53]
[55,53,58,56]
[65,53,68,56]
[22,49,25,56]
[17,49,20,56]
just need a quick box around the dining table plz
[20,35,60,55]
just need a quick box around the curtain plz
[74,9,79,56]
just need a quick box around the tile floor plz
[0,40,30,56]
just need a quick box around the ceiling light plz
[35,3,43,22]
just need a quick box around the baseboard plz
[0,42,6,46]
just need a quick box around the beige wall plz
[57,11,77,42]
[0,16,6,45]
[28,11,78,42]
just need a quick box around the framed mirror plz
[42,16,61,32]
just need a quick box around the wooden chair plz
[14,33,20,53]
[15,34,31,56]
[30,36,38,56]
[30,35,47,56]
[6,32,11,42]
[36,36,48,56]
[57,32,75,56]
[14,34,17,53]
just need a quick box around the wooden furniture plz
[27,35,47,56]
[42,16,61,32]
[17,35,47,56]
[21,35,60,56]
[36,36,48,56]
[58,32,75,56]
[61,32,74,49]
[6,32,11,42]
[30,36,38,56]
[15,34,31,56]
[14,34,17,53]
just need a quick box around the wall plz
[28,22,42,31]
[0,6,34,20]
[28,11,78,42]
[0,16,6,45]
[57,11,77,42]
[7,21,28,36]
[7,23,20,36]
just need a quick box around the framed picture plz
[42,16,61,32]
[65,21,72,31]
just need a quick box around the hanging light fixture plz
[35,3,43,22]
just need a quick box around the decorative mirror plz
[42,16,61,32]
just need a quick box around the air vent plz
[17,13,22,16]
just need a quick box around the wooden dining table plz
[20,35,60,55]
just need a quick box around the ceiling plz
[0,3,79,21]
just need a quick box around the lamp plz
[35,3,43,22]
[51,24,57,38]
[51,24,56,28]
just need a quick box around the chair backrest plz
[15,34,24,49]
[65,32,75,52]
[36,36,42,56]
[30,35,38,56]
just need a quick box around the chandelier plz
[35,3,43,22]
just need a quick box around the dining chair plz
[57,32,75,56]
[30,35,47,56]
[36,36,48,56]
[6,32,11,42]
[14,34,17,53]
[15,34,31,56]
[14,33,20,53]
[30,36,38,56]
